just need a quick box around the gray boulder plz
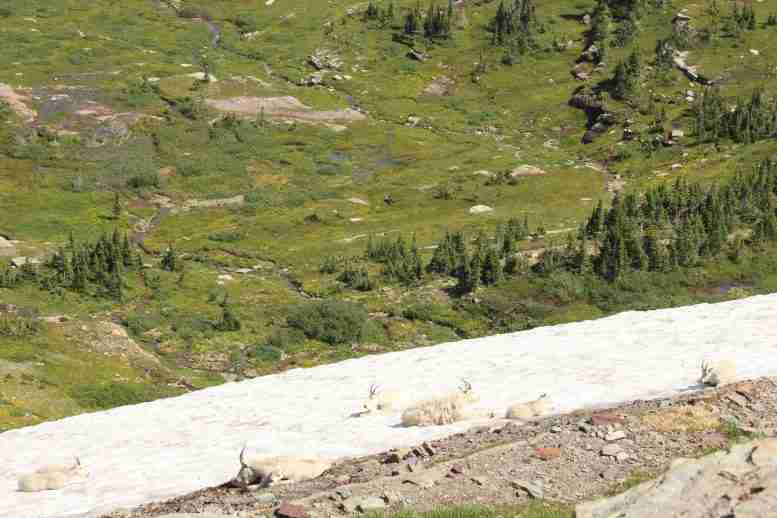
[576,439,777,518]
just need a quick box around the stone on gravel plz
[469,205,493,215]
[512,480,544,499]
[591,413,624,426]
[356,497,387,512]
[605,430,627,442]
[577,439,777,518]
[534,447,561,461]
[157,515,236,518]
[276,503,309,518]
[511,164,547,177]
[601,444,622,457]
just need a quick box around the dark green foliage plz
[694,88,777,145]
[251,344,285,363]
[214,295,241,332]
[768,14,777,27]
[364,0,395,27]
[267,327,306,349]
[591,0,613,47]
[424,2,452,39]
[365,235,423,285]
[611,48,640,100]
[491,0,539,52]
[29,230,138,300]
[319,255,339,274]
[337,260,374,291]
[613,10,639,47]
[69,382,171,410]
[288,299,368,345]
[207,231,244,243]
[161,244,177,272]
[0,313,41,337]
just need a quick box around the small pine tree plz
[215,295,242,331]
[161,244,176,272]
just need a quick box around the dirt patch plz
[183,194,245,210]
[641,403,720,433]
[511,165,548,177]
[206,96,366,125]
[422,76,455,97]
[0,83,36,122]
[74,321,161,368]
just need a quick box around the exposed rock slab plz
[576,439,777,518]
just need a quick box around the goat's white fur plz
[234,446,332,488]
[699,359,736,387]
[505,393,550,420]
[400,380,490,427]
[362,384,405,414]
[17,458,87,492]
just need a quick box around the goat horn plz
[369,384,378,397]
[239,443,247,468]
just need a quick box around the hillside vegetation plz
[1,0,777,430]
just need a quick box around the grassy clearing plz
[0,0,777,427]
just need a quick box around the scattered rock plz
[534,447,561,461]
[469,205,494,215]
[422,76,455,96]
[591,413,625,427]
[605,430,627,442]
[421,442,436,456]
[470,476,486,486]
[512,480,544,499]
[511,164,547,177]
[356,497,386,512]
[407,49,428,62]
[601,444,623,458]
[275,503,309,518]
[578,440,777,518]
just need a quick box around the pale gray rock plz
[577,439,777,518]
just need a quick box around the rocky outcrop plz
[576,438,777,518]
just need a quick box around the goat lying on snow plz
[699,359,736,387]
[18,458,87,492]
[505,393,551,420]
[361,384,405,414]
[234,446,333,488]
[400,380,495,427]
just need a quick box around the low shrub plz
[287,299,368,345]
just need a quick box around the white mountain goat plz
[17,458,87,492]
[361,384,405,414]
[699,359,736,387]
[505,393,551,420]
[400,380,493,427]
[234,446,333,488]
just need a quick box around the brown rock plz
[450,464,465,475]
[422,442,436,456]
[591,413,625,426]
[275,503,309,518]
[534,447,562,461]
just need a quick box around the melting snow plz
[2,295,777,517]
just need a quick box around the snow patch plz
[2,295,777,517]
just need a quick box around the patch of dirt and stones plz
[104,377,777,518]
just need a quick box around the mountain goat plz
[234,446,332,488]
[400,380,493,427]
[505,393,551,420]
[699,359,736,387]
[17,458,87,492]
[361,384,405,414]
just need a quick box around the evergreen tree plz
[215,294,242,331]
[161,244,176,272]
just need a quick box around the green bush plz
[267,327,306,349]
[287,299,368,345]
[251,344,285,362]
[69,382,169,410]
